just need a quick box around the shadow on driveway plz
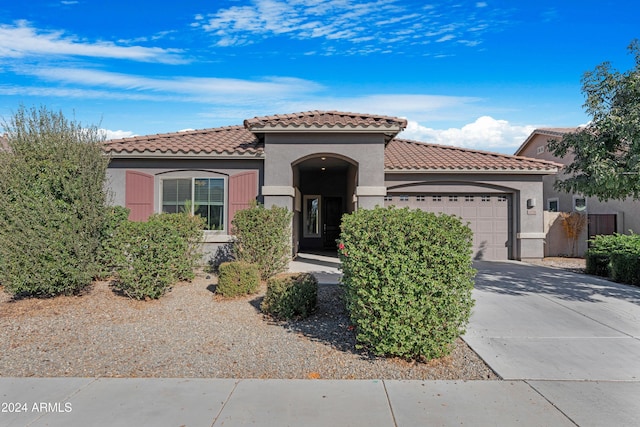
[473,261,640,304]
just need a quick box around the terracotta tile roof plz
[385,139,562,172]
[103,126,262,156]
[244,110,407,131]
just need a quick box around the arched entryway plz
[292,154,357,251]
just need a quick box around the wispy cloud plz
[10,66,323,102]
[194,0,505,54]
[0,20,187,64]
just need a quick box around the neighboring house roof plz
[104,126,263,157]
[514,127,577,157]
[386,139,561,173]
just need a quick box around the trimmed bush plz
[585,233,640,283]
[231,202,293,280]
[217,261,260,297]
[261,273,318,320]
[339,206,476,361]
[610,252,640,286]
[0,106,109,297]
[111,213,204,299]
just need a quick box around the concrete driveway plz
[465,261,640,426]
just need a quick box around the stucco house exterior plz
[515,128,640,256]
[104,111,560,261]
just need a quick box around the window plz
[573,196,587,212]
[465,195,475,202]
[384,195,393,201]
[162,178,225,230]
[449,195,458,202]
[548,198,559,212]
[432,195,442,202]
[537,145,545,155]
[416,195,426,202]
[481,195,491,202]
[497,195,508,202]
[303,195,321,238]
[399,195,409,201]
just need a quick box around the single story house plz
[515,128,640,256]
[104,111,561,261]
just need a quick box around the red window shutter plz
[125,171,154,221]
[228,171,258,233]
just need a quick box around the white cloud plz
[399,116,537,153]
[102,129,135,140]
[197,0,501,53]
[0,21,187,64]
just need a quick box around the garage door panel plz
[391,193,510,261]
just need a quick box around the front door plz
[323,196,343,248]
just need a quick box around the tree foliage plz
[548,40,640,200]
[0,106,110,296]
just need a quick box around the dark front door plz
[323,196,343,248]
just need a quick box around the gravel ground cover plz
[0,271,497,380]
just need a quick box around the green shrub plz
[586,233,640,282]
[0,106,109,297]
[96,206,131,279]
[339,206,476,361]
[111,213,204,299]
[217,261,260,297]
[610,252,640,286]
[261,273,318,320]
[231,202,293,280]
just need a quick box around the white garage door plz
[385,194,511,260]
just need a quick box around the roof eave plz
[384,168,559,175]
[105,151,265,159]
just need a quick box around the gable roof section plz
[103,126,262,157]
[514,127,577,156]
[386,138,561,174]
[244,110,406,141]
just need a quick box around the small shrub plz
[111,213,204,299]
[217,261,260,297]
[231,202,293,279]
[261,273,318,320]
[339,206,476,361]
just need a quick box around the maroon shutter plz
[125,171,154,221]
[228,171,258,233]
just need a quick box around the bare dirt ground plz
[0,272,497,380]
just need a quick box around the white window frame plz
[537,145,545,155]
[547,197,559,212]
[160,176,228,233]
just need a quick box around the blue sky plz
[0,1,638,153]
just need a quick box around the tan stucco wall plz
[262,132,387,210]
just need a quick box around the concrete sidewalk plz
[2,259,640,426]
[1,377,575,427]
